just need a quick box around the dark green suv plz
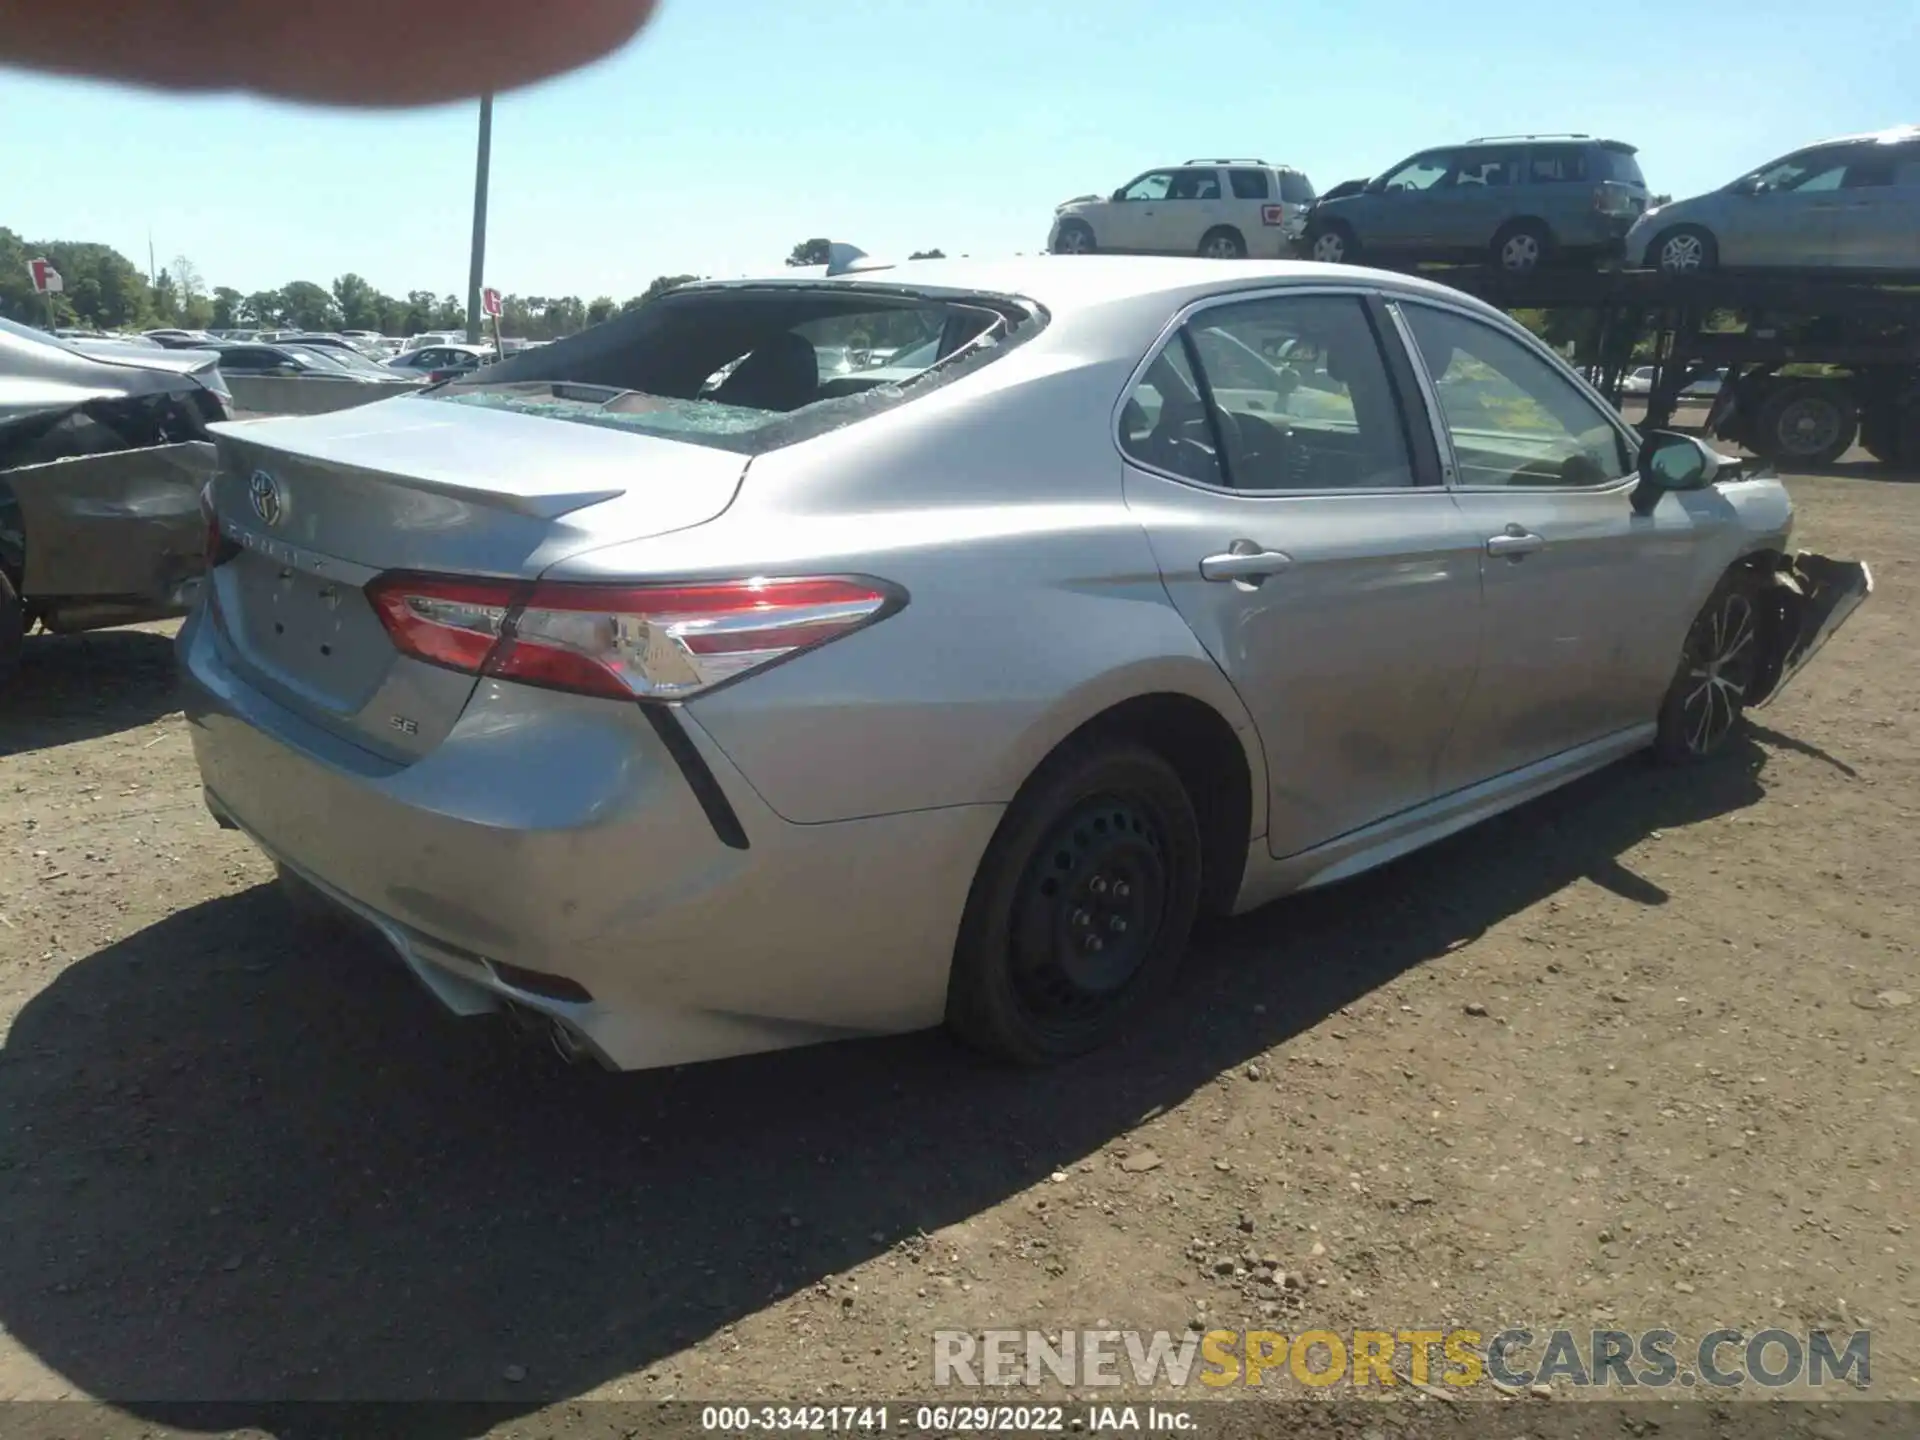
[1301,135,1650,273]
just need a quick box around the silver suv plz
[1050,161,1316,259]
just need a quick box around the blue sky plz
[3,0,1914,301]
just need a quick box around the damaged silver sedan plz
[1,319,228,681]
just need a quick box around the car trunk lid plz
[204,397,747,761]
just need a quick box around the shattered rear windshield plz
[430,282,1044,454]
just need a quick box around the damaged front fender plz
[1748,550,1874,709]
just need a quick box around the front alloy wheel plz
[1657,579,1762,761]
[1658,231,1708,274]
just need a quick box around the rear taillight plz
[201,483,238,568]
[366,573,901,701]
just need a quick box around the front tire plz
[1649,225,1718,275]
[1654,574,1765,763]
[1052,220,1096,255]
[946,741,1201,1065]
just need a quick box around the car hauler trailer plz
[1407,266,1920,469]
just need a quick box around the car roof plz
[684,254,1512,326]
[1802,123,1920,149]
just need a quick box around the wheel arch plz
[983,661,1267,916]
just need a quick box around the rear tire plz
[1052,220,1096,255]
[1492,219,1552,274]
[946,741,1201,1066]
[0,570,23,688]
[1199,226,1247,260]
[1654,573,1766,764]
[1753,381,1859,466]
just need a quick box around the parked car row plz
[1050,124,1920,277]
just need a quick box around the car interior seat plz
[712,331,821,411]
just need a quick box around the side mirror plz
[1111,187,1128,202]
[1365,177,1386,194]
[1631,430,1724,515]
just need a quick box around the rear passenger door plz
[1150,168,1230,253]
[1826,142,1920,270]
[1119,289,1485,859]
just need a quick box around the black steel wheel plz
[1754,381,1859,466]
[947,741,1201,1064]
[1655,575,1765,763]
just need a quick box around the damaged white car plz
[1,319,228,682]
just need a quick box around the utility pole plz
[465,93,494,345]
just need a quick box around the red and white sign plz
[481,286,502,318]
[28,257,63,294]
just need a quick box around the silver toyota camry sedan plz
[179,256,1870,1071]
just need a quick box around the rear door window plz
[1168,168,1224,200]
[1527,145,1590,183]
[1227,168,1271,200]
[1181,294,1420,492]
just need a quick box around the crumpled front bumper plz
[1750,550,1873,708]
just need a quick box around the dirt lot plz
[0,458,1915,1426]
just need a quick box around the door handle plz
[1200,545,1293,582]
[1486,527,1546,558]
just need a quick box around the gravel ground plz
[0,459,1914,1427]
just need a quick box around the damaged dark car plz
[1,318,228,682]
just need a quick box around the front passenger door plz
[1393,300,1717,790]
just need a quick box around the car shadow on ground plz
[0,628,180,758]
[0,739,1770,1425]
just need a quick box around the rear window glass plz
[433,285,1039,454]
[1597,147,1645,185]
[1278,171,1316,204]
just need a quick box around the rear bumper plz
[177,604,1002,1070]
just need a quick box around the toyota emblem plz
[248,469,285,527]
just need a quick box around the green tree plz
[586,295,617,326]
[908,249,946,260]
[239,290,284,326]
[331,273,385,331]
[209,287,244,330]
[786,238,831,267]
[151,268,181,326]
[278,280,341,331]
